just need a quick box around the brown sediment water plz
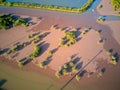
[0,57,79,90]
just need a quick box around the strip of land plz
[0,0,94,14]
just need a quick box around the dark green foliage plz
[112,0,120,10]
[0,14,29,30]
[0,0,5,3]
[17,60,24,68]
[14,18,27,26]
[0,14,13,29]
[0,0,94,14]
[65,31,76,41]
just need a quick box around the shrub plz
[0,14,29,30]
[6,49,12,54]
[69,61,75,67]
[39,62,45,68]
[82,29,89,35]
[97,71,103,77]
[63,64,68,68]
[55,71,62,78]
[110,59,117,65]
[62,69,69,75]
[76,74,81,81]
[97,4,103,10]
[65,31,76,41]
[31,45,41,58]
[106,51,112,56]
[27,34,33,38]
[47,50,52,56]
[72,67,78,73]
[34,35,40,40]
[17,61,24,68]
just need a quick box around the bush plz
[63,64,68,68]
[76,75,81,81]
[69,61,75,67]
[106,51,112,55]
[82,29,89,35]
[27,34,33,38]
[0,14,29,30]
[97,71,103,77]
[55,71,62,78]
[31,45,41,58]
[47,50,52,56]
[39,62,45,68]
[62,69,69,75]
[17,60,24,68]
[65,31,76,41]
[72,67,78,73]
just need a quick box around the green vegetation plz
[39,62,45,68]
[0,14,29,30]
[27,34,34,38]
[47,50,53,56]
[110,55,118,65]
[106,49,112,56]
[97,71,103,77]
[76,74,81,81]
[0,0,94,14]
[0,0,5,3]
[69,61,75,67]
[17,60,24,68]
[97,38,103,44]
[65,31,76,41]
[6,43,27,54]
[82,28,89,35]
[62,69,69,75]
[55,71,62,78]
[31,45,41,58]
[59,38,66,46]
[14,18,28,26]
[97,4,103,10]
[72,66,79,73]
[97,16,105,23]
[112,0,120,10]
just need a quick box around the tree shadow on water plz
[75,61,83,70]
[72,57,81,65]
[0,48,9,55]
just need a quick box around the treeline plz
[0,14,29,30]
[112,0,120,10]
[0,0,94,13]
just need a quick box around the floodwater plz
[0,62,78,90]
[0,0,120,90]
[6,0,88,8]
[0,60,120,90]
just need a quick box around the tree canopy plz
[0,14,29,30]
[112,0,120,10]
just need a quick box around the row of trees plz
[0,0,94,13]
[0,14,29,30]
